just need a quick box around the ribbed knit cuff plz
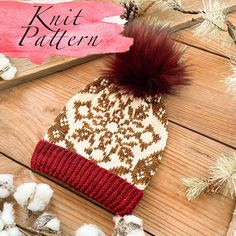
[31,140,143,216]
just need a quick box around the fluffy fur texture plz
[103,20,189,97]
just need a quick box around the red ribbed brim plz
[31,140,143,216]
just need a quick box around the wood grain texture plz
[141,0,236,32]
[1,0,236,91]
[0,55,99,91]
[60,46,236,148]
[0,48,235,235]
[0,154,115,235]
[175,12,236,58]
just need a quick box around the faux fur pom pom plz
[103,20,189,98]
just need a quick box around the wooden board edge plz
[0,55,101,91]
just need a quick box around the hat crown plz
[45,78,168,190]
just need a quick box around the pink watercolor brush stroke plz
[0,1,133,64]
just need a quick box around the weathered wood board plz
[1,0,236,91]
[0,44,236,235]
[175,12,236,58]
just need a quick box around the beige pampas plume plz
[193,0,227,39]
[225,60,236,95]
[75,224,106,236]
[182,177,208,201]
[113,215,145,236]
[13,183,53,214]
[182,153,236,200]
[0,175,14,200]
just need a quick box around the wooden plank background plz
[1,1,236,235]
[1,0,236,91]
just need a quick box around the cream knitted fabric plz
[44,78,168,190]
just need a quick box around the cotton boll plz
[32,213,60,233]
[6,227,23,236]
[0,218,4,231]
[0,54,10,69]
[113,215,145,236]
[45,217,60,232]
[13,182,37,208]
[1,203,15,227]
[75,224,105,236]
[27,184,53,213]
[0,230,8,236]
[1,66,17,81]
[0,174,14,199]
[0,54,17,81]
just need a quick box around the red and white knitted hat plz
[31,21,188,216]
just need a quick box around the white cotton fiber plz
[1,203,15,227]
[1,66,17,81]
[13,182,37,208]
[0,174,14,199]
[27,184,53,212]
[45,217,60,231]
[0,230,8,236]
[0,54,17,81]
[6,227,23,236]
[75,224,105,236]
[0,218,4,231]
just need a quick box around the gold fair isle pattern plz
[45,78,168,190]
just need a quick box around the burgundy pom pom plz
[103,20,189,98]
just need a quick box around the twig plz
[18,224,60,236]
[172,7,201,15]
[161,0,236,44]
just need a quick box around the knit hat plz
[31,20,188,216]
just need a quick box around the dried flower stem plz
[182,153,236,201]
[158,0,236,44]
[173,8,201,14]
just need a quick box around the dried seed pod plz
[14,183,53,214]
[113,215,145,236]
[121,0,139,21]
[75,224,106,236]
[32,213,61,234]
[0,174,14,200]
